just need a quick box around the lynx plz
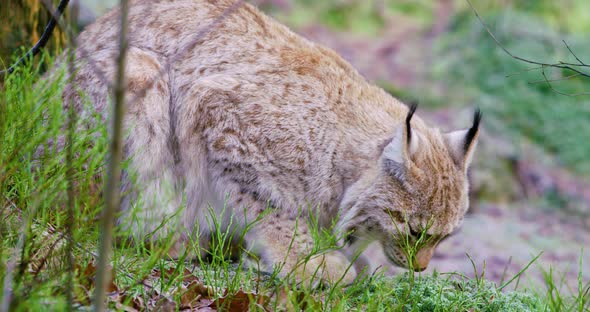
[63,0,480,284]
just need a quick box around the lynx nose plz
[412,246,435,271]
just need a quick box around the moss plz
[346,272,544,311]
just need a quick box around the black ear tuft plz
[405,103,418,144]
[464,108,482,152]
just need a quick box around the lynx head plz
[340,105,481,271]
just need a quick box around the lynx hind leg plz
[70,48,187,247]
[117,49,190,244]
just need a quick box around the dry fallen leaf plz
[152,267,178,280]
[178,280,216,309]
[182,268,200,284]
[213,288,270,312]
[82,260,118,294]
[154,297,177,312]
[71,263,275,311]
[111,292,142,312]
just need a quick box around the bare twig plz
[540,66,590,97]
[528,73,581,84]
[31,230,67,279]
[499,256,512,287]
[65,1,81,310]
[498,252,543,291]
[93,0,130,310]
[466,0,590,79]
[505,65,545,78]
[0,0,70,76]
[561,40,587,67]
[1,198,30,311]
[40,0,111,89]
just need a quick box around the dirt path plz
[429,203,588,289]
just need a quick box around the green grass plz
[0,54,106,310]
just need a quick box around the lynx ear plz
[444,109,482,170]
[382,104,418,180]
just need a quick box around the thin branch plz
[561,40,588,67]
[499,256,513,287]
[498,251,543,291]
[65,1,80,310]
[466,0,590,79]
[0,198,29,311]
[40,0,111,89]
[505,65,545,78]
[31,230,67,279]
[528,73,581,84]
[93,0,130,310]
[0,0,70,76]
[540,66,590,97]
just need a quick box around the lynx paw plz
[296,251,357,286]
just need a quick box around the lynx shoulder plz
[64,0,480,283]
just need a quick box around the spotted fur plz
[62,0,480,283]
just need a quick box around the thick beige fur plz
[62,0,480,284]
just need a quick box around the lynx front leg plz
[232,199,356,286]
[251,214,356,286]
